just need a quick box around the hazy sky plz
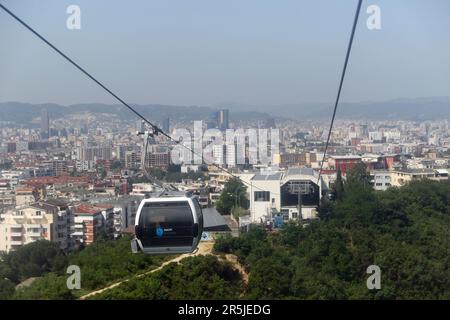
[1,0,450,106]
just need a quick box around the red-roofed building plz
[71,204,114,247]
[328,156,362,175]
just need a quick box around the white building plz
[130,183,156,196]
[370,170,392,191]
[245,168,323,224]
[213,145,224,165]
[0,199,72,253]
[225,144,236,168]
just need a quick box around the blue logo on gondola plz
[156,227,164,237]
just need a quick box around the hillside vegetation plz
[215,178,450,299]
[0,236,169,299]
[1,170,449,300]
[85,178,450,300]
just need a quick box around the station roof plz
[202,208,230,231]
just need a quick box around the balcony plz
[29,215,44,219]
[27,230,42,236]
[10,232,23,237]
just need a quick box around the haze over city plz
[1,0,450,106]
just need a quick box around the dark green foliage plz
[345,162,371,191]
[215,180,450,299]
[111,160,123,170]
[333,168,345,201]
[0,236,168,300]
[0,240,66,283]
[2,178,450,300]
[216,178,249,215]
[0,279,15,300]
[13,273,75,300]
[90,255,243,300]
[66,235,167,291]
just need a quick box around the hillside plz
[1,178,449,300]
[1,96,449,126]
[215,179,450,299]
[88,179,450,300]
[0,236,171,300]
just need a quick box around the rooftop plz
[74,204,112,215]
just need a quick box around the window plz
[140,202,193,227]
[292,212,298,219]
[35,211,41,216]
[138,201,194,247]
[254,191,270,202]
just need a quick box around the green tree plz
[0,279,15,300]
[13,273,74,300]
[214,180,450,300]
[216,178,249,215]
[332,167,345,201]
[111,160,123,171]
[90,255,243,300]
[0,240,66,283]
[100,168,107,179]
[346,162,370,190]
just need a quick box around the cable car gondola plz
[131,195,203,254]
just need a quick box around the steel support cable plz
[317,0,363,185]
[0,3,264,192]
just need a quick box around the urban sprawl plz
[0,108,449,253]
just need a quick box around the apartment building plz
[0,199,72,253]
[370,171,392,191]
[14,187,37,206]
[328,155,362,175]
[279,152,317,168]
[390,169,449,187]
[71,204,114,247]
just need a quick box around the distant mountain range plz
[0,102,273,125]
[0,96,449,125]
[221,96,450,121]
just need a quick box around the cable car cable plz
[317,0,363,185]
[0,2,361,196]
[0,1,276,195]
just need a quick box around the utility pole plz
[297,183,302,222]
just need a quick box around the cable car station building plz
[245,168,324,224]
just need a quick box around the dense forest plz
[90,255,243,300]
[1,170,449,299]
